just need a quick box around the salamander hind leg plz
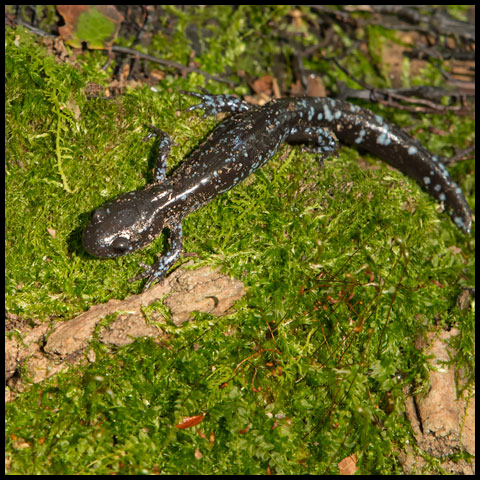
[181,88,252,116]
[130,221,184,291]
[286,126,338,163]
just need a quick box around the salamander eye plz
[112,237,130,254]
[92,210,105,223]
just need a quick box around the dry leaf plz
[175,414,204,430]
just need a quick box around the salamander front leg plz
[130,221,184,291]
[143,125,177,183]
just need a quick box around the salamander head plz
[83,188,165,258]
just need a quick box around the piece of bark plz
[45,265,245,356]
[400,328,475,474]
[5,265,245,397]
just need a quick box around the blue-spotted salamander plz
[83,91,472,290]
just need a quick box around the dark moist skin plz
[83,91,472,290]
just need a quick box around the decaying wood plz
[5,265,245,397]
